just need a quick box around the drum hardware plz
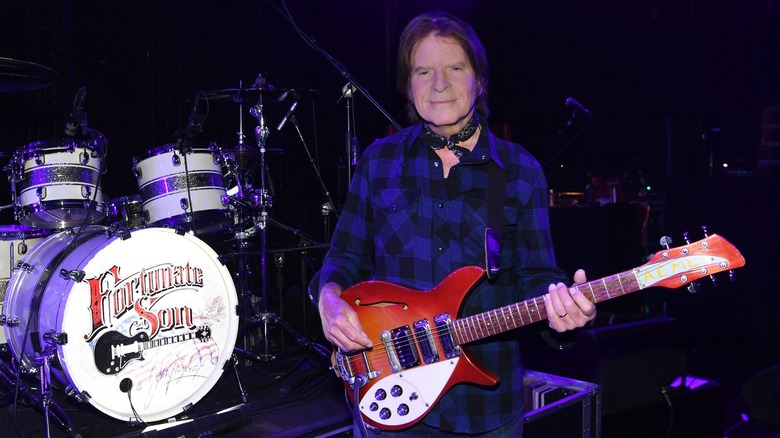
[0,358,77,437]
[202,77,329,362]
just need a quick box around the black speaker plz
[523,317,688,415]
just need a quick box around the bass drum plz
[3,226,239,422]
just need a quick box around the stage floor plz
[1,344,353,438]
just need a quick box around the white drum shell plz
[133,144,230,233]
[12,138,106,228]
[2,226,239,422]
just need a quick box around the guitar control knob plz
[398,404,410,416]
[374,388,387,400]
[369,402,379,412]
[391,385,403,397]
[379,408,392,420]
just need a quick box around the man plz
[309,11,596,436]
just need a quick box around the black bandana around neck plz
[420,113,481,160]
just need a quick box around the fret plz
[587,282,596,302]
[616,274,626,295]
[601,277,611,299]
[532,298,541,322]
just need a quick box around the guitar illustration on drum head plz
[93,325,211,375]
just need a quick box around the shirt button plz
[438,202,444,208]
[434,162,440,167]
[438,247,444,252]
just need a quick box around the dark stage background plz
[2,0,779,430]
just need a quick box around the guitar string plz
[342,270,653,371]
[342,246,721,371]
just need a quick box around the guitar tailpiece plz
[351,373,369,389]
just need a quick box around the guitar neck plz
[453,269,639,345]
[142,331,197,352]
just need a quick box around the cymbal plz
[0,57,59,93]
[203,86,318,103]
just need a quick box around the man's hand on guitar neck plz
[544,268,597,332]
[318,282,373,352]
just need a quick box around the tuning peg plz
[683,231,691,245]
[729,270,736,282]
[687,282,701,294]
[659,236,673,249]
[701,225,710,237]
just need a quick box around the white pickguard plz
[358,358,459,427]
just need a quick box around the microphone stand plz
[278,1,401,200]
[341,83,359,193]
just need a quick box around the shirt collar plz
[408,121,508,171]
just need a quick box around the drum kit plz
[0,58,329,435]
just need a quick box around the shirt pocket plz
[371,188,419,256]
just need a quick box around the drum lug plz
[108,227,132,240]
[60,268,86,282]
[180,197,190,211]
[43,330,68,345]
[36,186,47,200]
[133,165,142,179]
[1,315,19,327]
[34,152,44,166]
[65,386,91,403]
[172,153,181,167]
[15,261,34,273]
[82,185,92,199]
[80,150,90,165]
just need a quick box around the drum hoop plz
[142,141,219,160]
[0,225,51,239]
[26,227,106,355]
[16,137,107,159]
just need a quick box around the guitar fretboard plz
[142,331,199,351]
[452,270,641,344]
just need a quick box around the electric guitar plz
[332,233,745,430]
[94,325,211,375]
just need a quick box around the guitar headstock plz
[638,228,745,291]
[196,325,212,341]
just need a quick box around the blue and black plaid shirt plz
[310,122,567,434]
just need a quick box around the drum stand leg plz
[19,342,78,438]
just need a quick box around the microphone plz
[276,100,299,131]
[564,97,590,114]
[119,378,133,393]
[64,87,88,137]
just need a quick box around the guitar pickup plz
[413,319,439,364]
[434,314,461,359]
[385,326,421,371]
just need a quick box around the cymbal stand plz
[248,92,275,361]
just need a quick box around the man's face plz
[410,34,480,137]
